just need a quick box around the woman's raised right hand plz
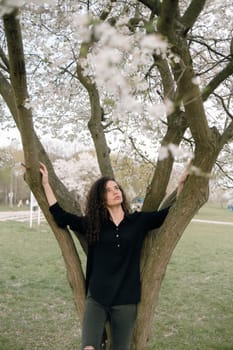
[39,162,49,187]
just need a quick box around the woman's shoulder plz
[49,201,87,230]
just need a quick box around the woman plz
[39,162,185,350]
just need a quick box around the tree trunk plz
[3,9,87,325]
[132,182,208,348]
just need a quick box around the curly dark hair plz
[84,176,130,244]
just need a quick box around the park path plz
[0,211,232,226]
[192,218,233,226]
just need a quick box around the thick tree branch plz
[116,107,188,349]
[77,43,114,177]
[134,171,210,349]
[181,0,207,34]
[173,50,212,148]
[155,1,215,149]
[202,60,233,101]
[157,0,179,43]
[142,109,187,211]
[3,9,87,322]
[138,0,161,15]
[153,54,176,99]
[3,10,37,175]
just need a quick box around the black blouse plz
[49,202,169,306]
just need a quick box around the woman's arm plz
[177,170,189,197]
[39,162,86,233]
[142,169,189,231]
[160,170,189,209]
[39,162,57,206]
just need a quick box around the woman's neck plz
[107,205,125,226]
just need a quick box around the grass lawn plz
[150,222,233,350]
[0,205,29,212]
[0,222,81,350]
[0,204,233,350]
[195,202,233,222]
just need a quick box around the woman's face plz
[104,180,123,208]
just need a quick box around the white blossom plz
[140,34,168,53]
[192,76,201,85]
[158,146,169,160]
[71,13,92,42]
[164,98,175,115]
[147,103,166,120]
[53,153,100,200]
[23,98,32,110]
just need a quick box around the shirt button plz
[116,234,119,238]
[117,244,120,248]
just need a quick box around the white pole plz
[37,206,41,225]
[29,191,33,228]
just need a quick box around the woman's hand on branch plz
[177,170,189,197]
[39,162,49,187]
[39,162,57,206]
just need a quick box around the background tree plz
[0,146,29,205]
[0,1,233,349]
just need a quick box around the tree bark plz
[3,9,87,325]
[77,43,114,178]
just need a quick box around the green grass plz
[0,204,233,350]
[0,205,29,211]
[0,222,81,350]
[150,222,233,349]
[195,202,233,222]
